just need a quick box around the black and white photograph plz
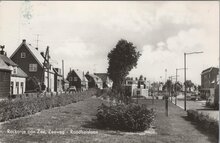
[0,1,219,143]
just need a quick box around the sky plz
[0,1,219,85]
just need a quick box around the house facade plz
[0,46,27,95]
[53,68,63,93]
[201,67,219,101]
[94,73,113,88]
[10,39,55,92]
[67,69,88,91]
[85,72,103,89]
[0,56,11,99]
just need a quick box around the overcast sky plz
[0,1,219,85]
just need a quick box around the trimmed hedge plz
[0,89,97,122]
[96,103,155,132]
[187,110,219,138]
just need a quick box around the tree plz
[107,39,141,93]
[163,80,173,98]
[174,81,182,92]
[184,80,194,92]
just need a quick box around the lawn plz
[0,97,218,143]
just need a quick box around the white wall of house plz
[44,71,55,92]
[11,76,26,95]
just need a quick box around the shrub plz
[0,89,96,122]
[96,103,155,132]
[187,109,219,138]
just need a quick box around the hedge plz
[187,109,219,138]
[0,88,97,122]
[96,103,155,132]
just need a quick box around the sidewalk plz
[170,99,219,120]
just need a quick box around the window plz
[29,64,37,72]
[21,82,24,94]
[74,77,78,81]
[21,52,26,58]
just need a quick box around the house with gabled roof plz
[0,45,27,96]
[10,39,55,92]
[85,72,103,89]
[94,73,113,88]
[0,55,11,99]
[67,69,88,91]
[201,67,219,102]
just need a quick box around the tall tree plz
[107,39,141,92]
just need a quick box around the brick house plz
[85,72,103,89]
[10,39,55,92]
[94,73,113,88]
[201,67,219,101]
[0,56,11,99]
[0,46,27,95]
[67,69,88,91]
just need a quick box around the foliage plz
[107,39,141,93]
[96,103,155,132]
[0,89,97,122]
[184,80,194,92]
[187,110,219,138]
[163,80,173,93]
[174,82,182,92]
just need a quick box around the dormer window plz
[21,52,26,58]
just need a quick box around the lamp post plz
[184,51,203,111]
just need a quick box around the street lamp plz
[184,51,203,111]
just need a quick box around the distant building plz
[201,67,219,102]
[67,69,88,91]
[10,39,55,92]
[85,72,103,89]
[124,77,149,98]
[94,73,113,88]
[0,46,27,95]
[0,56,11,99]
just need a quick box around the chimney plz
[40,52,44,57]
[22,39,26,43]
[0,45,5,55]
[35,47,38,50]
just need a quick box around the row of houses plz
[0,39,113,99]
[66,69,113,91]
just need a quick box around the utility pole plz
[46,46,50,92]
[184,51,203,111]
[62,60,64,91]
